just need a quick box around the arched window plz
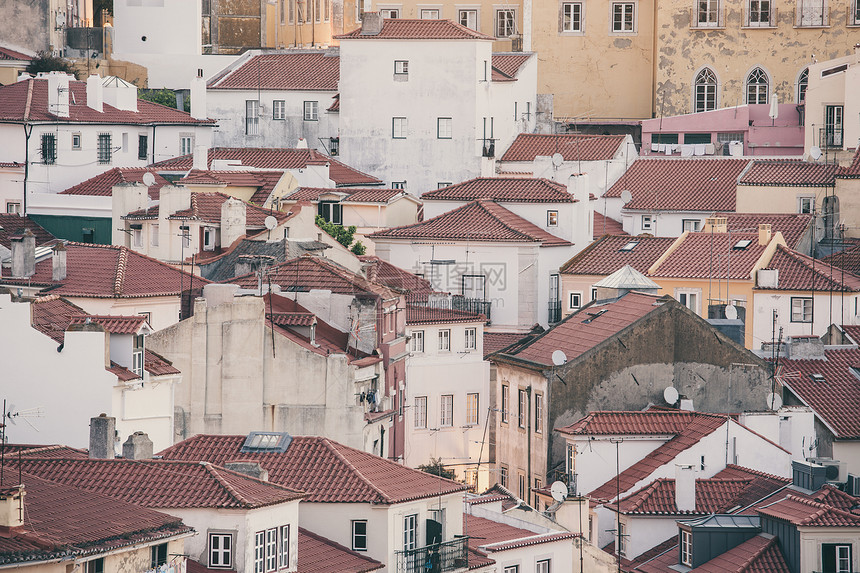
[746,68,769,104]
[797,68,809,103]
[694,68,718,112]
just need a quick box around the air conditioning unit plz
[809,457,848,483]
[846,474,860,496]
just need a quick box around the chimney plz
[757,268,779,288]
[193,144,208,170]
[704,216,728,233]
[786,335,825,359]
[89,414,116,459]
[567,173,592,249]
[360,12,384,35]
[11,229,36,278]
[224,461,269,481]
[44,71,71,118]
[675,465,696,512]
[221,198,247,248]
[758,223,772,245]
[86,74,103,112]
[190,68,207,120]
[122,431,153,460]
[51,242,67,281]
[0,485,25,528]
[102,76,138,112]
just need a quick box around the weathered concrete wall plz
[0,0,50,53]
[213,0,263,53]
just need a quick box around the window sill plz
[793,24,830,28]
[740,24,777,28]
[559,30,585,35]
[303,119,319,122]
[609,30,638,35]
[690,24,725,29]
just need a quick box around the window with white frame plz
[791,297,813,322]
[536,559,551,573]
[696,0,720,26]
[547,210,559,226]
[853,0,860,24]
[466,393,479,425]
[618,521,627,556]
[246,100,260,135]
[352,520,368,551]
[518,388,527,428]
[694,68,717,112]
[504,566,519,573]
[747,0,772,25]
[462,275,486,299]
[265,528,278,572]
[439,329,450,351]
[394,60,409,75]
[209,532,233,568]
[437,117,452,139]
[459,8,478,28]
[797,0,827,26]
[132,334,144,376]
[535,393,543,433]
[501,384,509,423]
[683,219,702,232]
[415,396,427,428]
[393,117,408,138]
[132,228,143,248]
[273,100,286,120]
[570,292,582,309]
[745,68,769,104]
[825,105,844,147]
[561,2,583,31]
[6,202,21,215]
[500,464,509,487]
[611,2,635,31]
[465,327,477,350]
[180,134,194,155]
[254,531,265,573]
[798,196,814,214]
[392,181,407,190]
[420,8,440,18]
[822,543,851,573]
[495,9,516,36]
[411,330,424,352]
[279,526,290,569]
[797,68,809,103]
[676,289,700,314]
[380,7,400,17]
[440,394,453,426]
[403,514,418,550]
[303,101,319,121]
[680,530,692,566]
[72,132,82,150]
[591,287,598,301]
[85,559,104,573]
[641,214,654,231]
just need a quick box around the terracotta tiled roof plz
[774,346,860,438]
[649,232,771,280]
[4,443,89,459]
[739,159,840,186]
[688,534,790,573]
[0,78,214,124]
[757,494,860,526]
[178,170,285,204]
[758,245,860,291]
[125,192,290,227]
[0,473,191,565]
[0,214,56,249]
[158,434,467,504]
[501,133,627,162]
[821,243,860,277]
[718,213,813,250]
[421,177,575,203]
[150,147,381,187]
[491,53,532,79]
[838,147,860,178]
[369,199,571,246]
[297,528,384,573]
[494,292,665,367]
[327,94,340,112]
[593,212,627,238]
[285,187,349,201]
[0,46,32,60]
[605,158,749,212]
[359,255,434,296]
[466,515,574,556]
[557,410,701,436]
[15,458,304,509]
[344,188,408,203]
[68,314,148,334]
[560,235,674,276]
[270,311,316,326]
[208,52,340,91]
[406,306,484,324]
[483,331,530,358]
[335,18,495,40]
[60,167,170,199]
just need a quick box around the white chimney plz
[675,464,696,513]
[190,68,207,120]
[221,197,247,248]
[568,173,592,249]
[10,229,36,278]
[360,12,384,35]
[52,242,67,281]
[86,74,103,112]
[0,485,24,527]
[193,144,208,170]
[102,76,137,112]
[757,268,779,289]
[44,71,71,118]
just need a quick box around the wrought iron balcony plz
[548,300,562,324]
[395,537,469,573]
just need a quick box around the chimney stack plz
[122,431,154,460]
[221,198,247,248]
[675,464,696,512]
[11,229,36,278]
[224,461,269,481]
[193,144,208,170]
[86,74,103,112]
[758,223,772,246]
[360,12,384,35]
[704,217,728,233]
[190,68,207,120]
[89,414,116,459]
[0,485,25,528]
[52,242,67,281]
[44,71,71,118]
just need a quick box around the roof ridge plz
[114,247,129,296]
[474,200,536,242]
[738,535,777,572]
[203,462,255,508]
[780,493,860,524]
[321,439,392,503]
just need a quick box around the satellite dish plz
[550,480,569,502]
[55,13,65,28]
[810,146,822,160]
[725,304,738,320]
[551,152,564,167]
[141,172,156,187]
[264,215,278,231]
[766,392,783,411]
[552,350,567,366]
[663,386,679,405]
[620,190,633,204]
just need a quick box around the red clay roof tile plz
[501,133,627,162]
[297,528,384,573]
[126,191,290,227]
[483,331,530,358]
[0,46,32,60]
[491,54,533,79]
[421,177,575,203]
[649,231,770,280]
[178,170,286,204]
[739,160,840,186]
[0,214,56,249]
[406,306,484,324]
[557,410,700,436]
[60,167,171,200]
[757,494,860,526]
[822,243,860,277]
[208,52,340,91]
[839,147,860,178]
[561,235,675,276]
[466,515,574,555]
[690,534,790,573]
[593,212,627,238]
[718,213,813,250]
[759,245,860,291]
[335,18,496,40]
[69,314,148,334]
[359,255,434,296]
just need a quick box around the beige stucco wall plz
[833,440,860,475]
[804,50,860,153]
[735,184,822,214]
[798,527,860,573]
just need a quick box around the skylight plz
[733,239,752,250]
[810,373,825,383]
[619,241,639,252]
[240,432,292,453]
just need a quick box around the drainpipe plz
[23,123,33,215]
[527,385,532,505]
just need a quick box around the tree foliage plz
[418,458,455,480]
[138,89,190,112]
[26,51,78,78]
[315,215,366,255]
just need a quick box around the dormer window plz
[132,334,144,377]
[240,431,292,453]
[680,530,692,566]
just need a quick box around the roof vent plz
[810,373,825,383]
[240,431,292,453]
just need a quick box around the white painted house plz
[337,16,537,195]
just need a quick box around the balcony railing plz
[395,537,469,573]
[548,300,562,324]
[819,126,843,149]
[405,295,492,323]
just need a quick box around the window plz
[798,0,827,26]
[504,566,519,573]
[696,0,720,26]
[745,68,769,104]
[791,297,813,322]
[536,559,551,573]
[392,117,408,139]
[534,478,542,509]
[209,532,233,568]
[618,522,627,556]
[138,134,148,160]
[415,396,427,428]
[380,8,400,17]
[273,100,286,120]
[591,287,598,301]
[438,182,452,189]
[82,228,95,243]
[85,559,104,573]
[612,2,635,31]
[420,8,440,18]
[677,290,700,314]
[97,133,112,164]
[439,329,450,351]
[825,105,844,147]
[822,544,851,573]
[501,384,509,423]
[411,330,424,352]
[246,100,260,135]
[403,514,418,550]
[265,528,278,572]
[652,133,679,144]
[747,0,771,25]
[518,389,527,428]
[392,181,407,190]
[329,137,339,156]
[315,0,321,22]
[641,215,654,231]
[466,393,479,425]
[694,68,717,112]
[518,472,526,499]
[535,393,543,433]
[680,530,692,565]
[440,394,453,426]
[132,228,143,248]
[6,202,21,215]
[151,543,168,568]
[500,464,509,487]
[352,520,368,551]
[496,9,516,36]
[437,117,452,139]
[280,0,286,22]
[459,9,478,29]
[180,134,193,156]
[318,201,342,224]
[241,432,292,453]
[462,275,486,299]
[72,132,82,150]
[853,0,860,24]
[279,525,290,569]
[570,292,582,309]
[394,60,409,75]
[254,531,265,573]
[798,196,814,214]
[203,227,216,251]
[132,334,144,376]
[547,210,559,226]
[465,327,477,350]
[561,2,583,31]
[289,0,295,22]
[797,68,809,103]
[683,219,701,232]
[303,101,319,121]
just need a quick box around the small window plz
[797,68,809,103]
[822,544,851,573]
[151,543,168,568]
[561,2,583,31]
[747,0,772,25]
[547,210,559,226]
[501,384,509,423]
[440,394,453,426]
[570,292,582,309]
[394,60,409,75]
[41,133,56,164]
[536,558,551,573]
[696,0,720,26]
[466,393,479,425]
[85,559,104,573]
[618,521,627,556]
[72,132,82,150]
[420,8,440,18]
[246,100,260,136]
[439,329,450,351]
[535,393,543,433]
[352,520,368,551]
[496,9,516,36]
[265,528,278,572]
[241,432,292,453]
[273,100,286,120]
[279,525,290,569]
[138,134,148,160]
[733,239,752,250]
[6,202,21,215]
[254,531,265,573]
[791,297,813,322]
[798,196,814,214]
[393,117,408,139]
[682,219,701,232]
[411,330,424,352]
[392,181,407,190]
[380,8,400,17]
[518,472,526,498]
[329,137,339,156]
[620,240,638,251]
[591,287,598,301]
[203,227,216,251]
[132,228,143,248]
[500,464,509,487]
[437,117,452,139]
[611,2,635,31]
[652,133,679,144]
[151,223,159,246]
[82,228,95,243]
[641,215,654,231]
[504,566,519,573]
[132,333,144,376]
[680,530,692,566]
[677,290,700,313]
[465,327,477,350]
[459,8,478,29]
[745,67,769,105]
[518,388,527,428]
[403,514,418,551]
[414,396,427,428]
[303,101,319,121]
[209,532,233,568]
[180,135,194,156]
[437,182,452,189]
